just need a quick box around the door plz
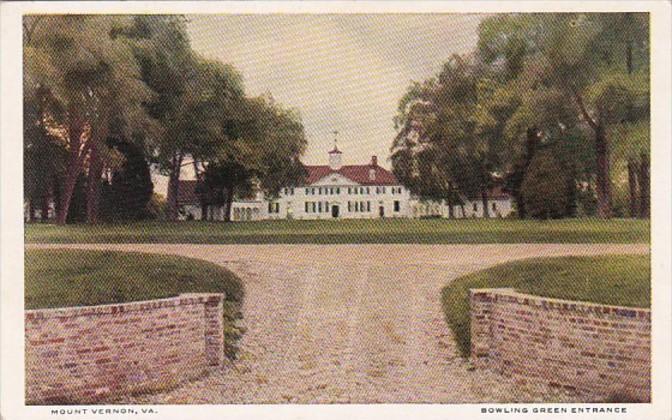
[379,206,385,218]
[331,205,339,218]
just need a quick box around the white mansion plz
[174,146,513,221]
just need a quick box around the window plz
[275,203,280,213]
[473,203,478,212]
[348,201,352,212]
[305,202,309,212]
[318,202,322,212]
[290,188,295,195]
[305,188,309,195]
[268,202,272,213]
[312,188,316,195]
[348,187,351,194]
[367,201,371,212]
[318,187,322,195]
[394,201,400,212]
[336,187,340,194]
[312,202,317,213]
[369,168,376,181]
[366,187,370,194]
[492,202,497,211]
[383,187,386,194]
[355,202,359,212]
[324,202,329,213]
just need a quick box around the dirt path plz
[27,244,649,403]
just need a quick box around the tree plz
[392,55,507,218]
[199,95,308,222]
[24,16,158,224]
[521,151,569,220]
[537,14,649,218]
[101,138,154,221]
[23,90,67,221]
[121,16,199,221]
[476,13,649,219]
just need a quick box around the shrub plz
[521,152,569,220]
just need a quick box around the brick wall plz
[470,288,650,402]
[25,293,225,404]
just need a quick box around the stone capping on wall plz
[469,288,651,320]
[25,293,226,404]
[25,293,224,320]
[469,288,651,402]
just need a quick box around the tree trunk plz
[513,127,540,219]
[40,193,50,222]
[564,163,578,218]
[224,186,234,222]
[166,152,183,221]
[627,159,639,218]
[446,183,454,219]
[56,112,87,225]
[639,153,650,218]
[481,190,490,219]
[594,124,613,218]
[86,143,104,224]
[626,41,633,75]
[28,200,36,222]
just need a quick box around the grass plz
[25,218,649,244]
[25,249,245,358]
[440,255,651,358]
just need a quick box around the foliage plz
[441,255,650,357]
[520,152,569,219]
[23,16,159,224]
[198,95,307,220]
[101,138,154,221]
[393,13,650,220]
[391,56,508,215]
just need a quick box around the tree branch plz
[570,86,598,130]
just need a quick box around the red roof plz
[305,164,399,186]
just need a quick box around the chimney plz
[371,155,378,166]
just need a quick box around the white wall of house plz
[410,197,513,219]
[263,182,411,221]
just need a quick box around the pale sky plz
[154,14,484,195]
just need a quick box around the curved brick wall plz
[470,288,650,402]
[25,293,225,404]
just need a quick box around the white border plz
[1,2,670,420]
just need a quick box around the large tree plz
[392,55,509,218]
[200,95,307,222]
[122,16,201,221]
[476,13,649,219]
[24,16,158,224]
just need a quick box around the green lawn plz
[441,255,651,358]
[25,218,649,244]
[25,249,245,358]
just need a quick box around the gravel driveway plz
[28,243,649,403]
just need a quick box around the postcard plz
[1,1,670,419]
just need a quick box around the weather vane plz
[333,130,339,147]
